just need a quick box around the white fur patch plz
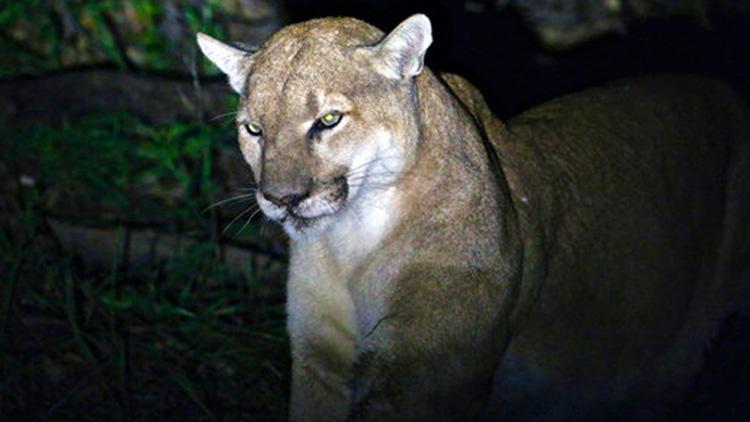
[326,185,399,267]
[323,130,404,267]
[256,193,285,221]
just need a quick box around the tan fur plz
[198,15,750,420]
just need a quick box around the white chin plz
[282,214,335,241]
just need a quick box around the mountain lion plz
[197,14,750,420]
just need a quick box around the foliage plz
[3,113,241,227]
[0,114,289,420]
[0,0,235,77]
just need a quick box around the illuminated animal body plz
[198,14,750,420]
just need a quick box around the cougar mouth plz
[259,175,349,238]
[294,176,348,219]
[280,213,322,233]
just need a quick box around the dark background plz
[1,0,748,420]
[286,0,750,116]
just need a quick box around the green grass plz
[0,114,290,420]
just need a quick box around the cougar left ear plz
[367,14,433,81]
[197,33,254,94]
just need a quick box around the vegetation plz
[0,113,290,420]
[0,0,275,78]
[1,0,288,417]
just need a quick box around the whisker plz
[350,167,430,183]
[348,183,396,193]
[346,158,382,176]
[211,110,238,121]
[236,207,264,236]
[346,173,399,183]
[346,175,402,187]
[204,193,256,211]
[221,204,260,237]
[345,156,402,178]
[347,171,434,191]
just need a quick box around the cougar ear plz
[196,33,254,94]
[369,14,433,81]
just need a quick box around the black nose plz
[262,183,311,208]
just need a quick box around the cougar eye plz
[315,112,343,130]
[243,122,263,137]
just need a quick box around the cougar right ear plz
[366,14,433,81]
[197,33,254,94]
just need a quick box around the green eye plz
[244,123,262,136]
[316,112,343,129]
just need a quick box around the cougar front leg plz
[289,347,351,421]
[287,277,358,421]
[348,269,514,421]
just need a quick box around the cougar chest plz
[324,184,401,274]
[287,242,358,372]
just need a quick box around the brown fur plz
[198,15,750,420]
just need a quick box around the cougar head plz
[198,15,432,239]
